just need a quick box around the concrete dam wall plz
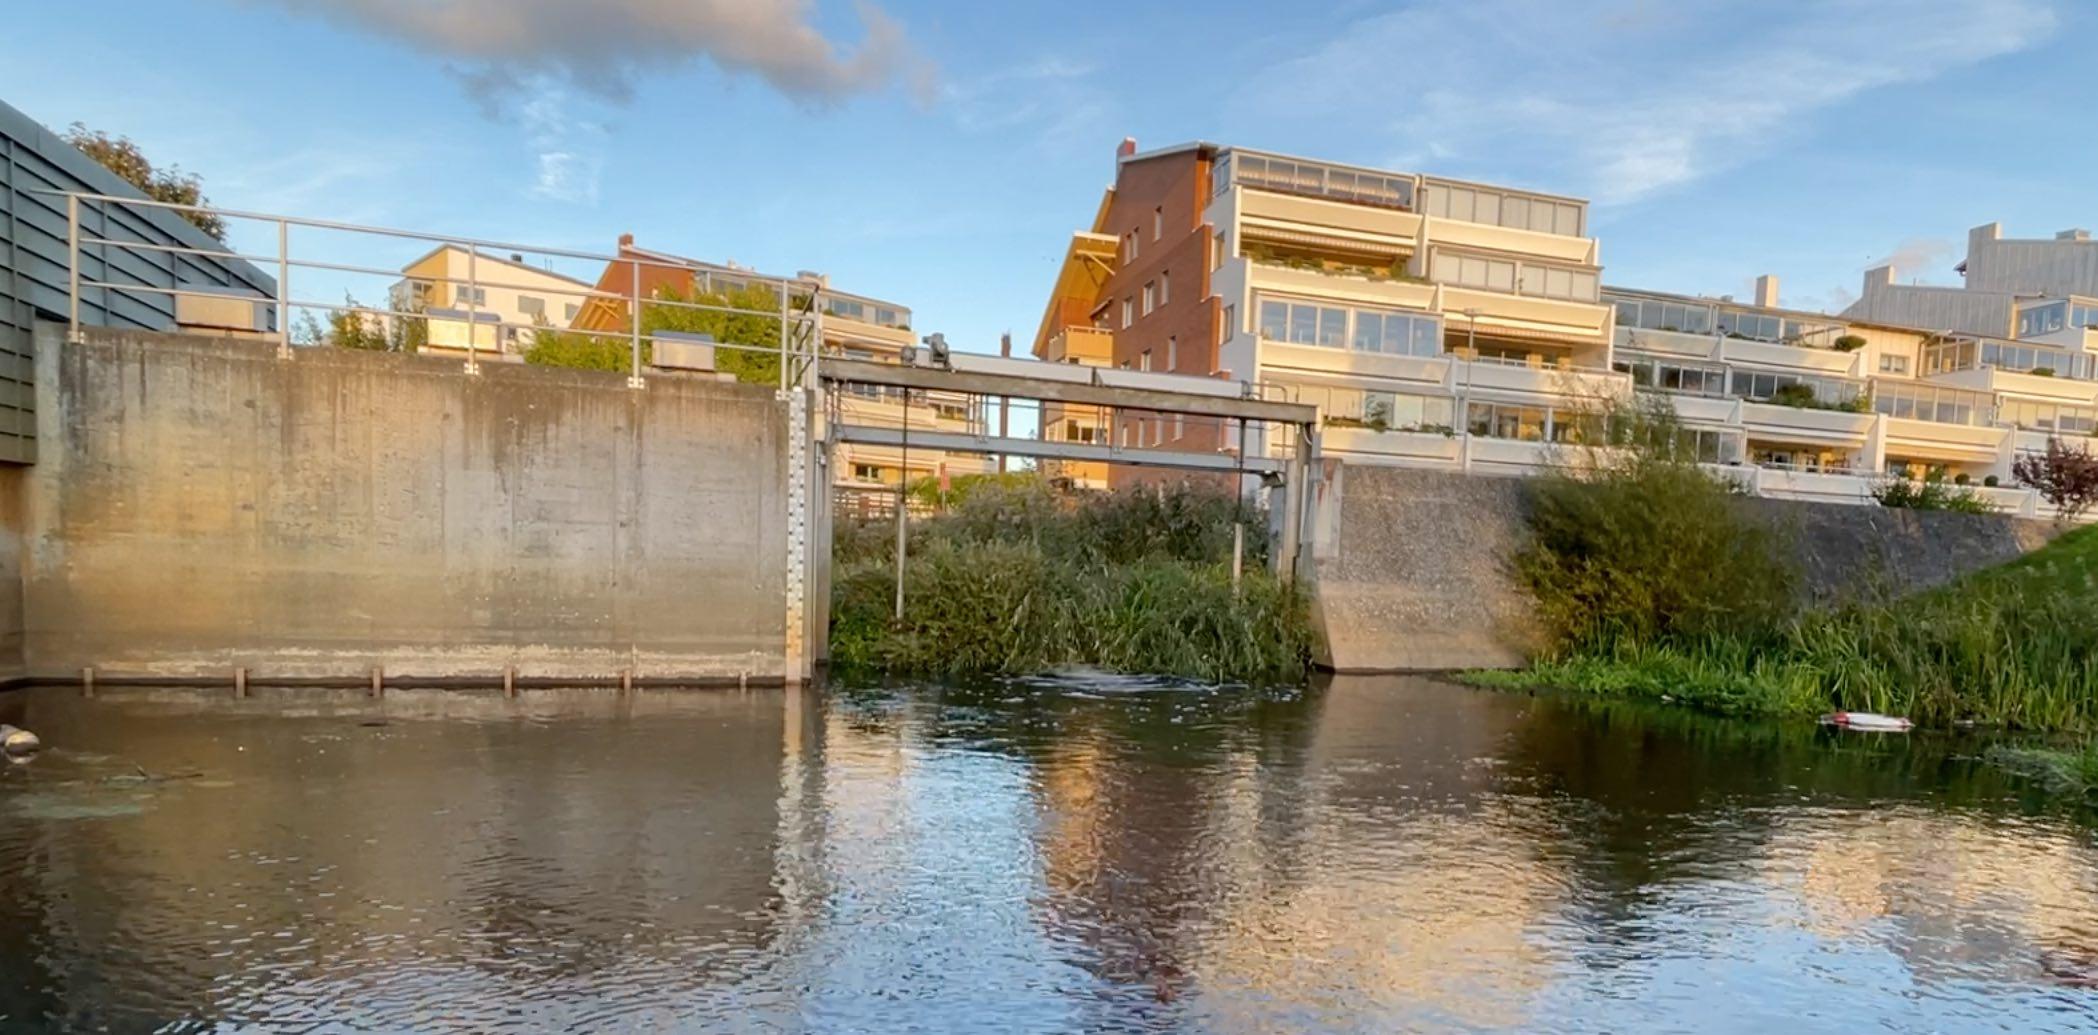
[1315,465,2062,672]
[12,324,796,682]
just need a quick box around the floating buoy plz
[1821,711,1914,732]
[1,723,41,755]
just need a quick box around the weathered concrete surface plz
[1313,466,1547,672]
[20,324,790,680]
[1315,466,2062,672]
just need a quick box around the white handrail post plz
[276,217,291,356]
[465,244,480,374]
[65,194,81,341]
[627,258,644,389]
[779,281,792,392]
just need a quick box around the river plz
[1,675,2094,1032]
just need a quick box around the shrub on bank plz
[829,482,1313,682]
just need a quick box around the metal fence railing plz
[44,190,826,390]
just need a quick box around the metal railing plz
[47,190,826,391]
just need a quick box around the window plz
[1879,354,1910,375]
[827,299,868,322]
[1121,298,1134,329]
[1211,233,1227,272]
[1424,182,1584,236]
[874,307,904,327]
[1466,401,1549,441]
[1261,296,1441,356]
[2018,301,2068,338]
[1218,306,1234,348]
[1159,271,1170,306]
[1166,336,1178,371]
[564,303,580,321]
[1871,382,1991,426]
[1153,207,1163,240]
[1140,349,1152,372]
[1430,252,1519,293]
[2001,399,2098,434]
[1173,413,1185,440]
[1611,296,1716,335]
[516,295,546,319]
[1129,230,1141,262]
[455,285,487,306]
[852,463,882,482]
[1613,357,1727,395]
[1142,282,1156,316]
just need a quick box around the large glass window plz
[1609,295,1715,335]
[1260,297,1442,357]
[1466,401,1549,441]
[2017,301,2068,338]
[1614,357,1728,395]
[1872,382,1992,426]
[1222,152,1415,209]
[1729,370,1864,408]
[1291,384,1455,431]
[2000,399,2098,434]
[1424,182,1585,236]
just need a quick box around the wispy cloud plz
[250,0,937,106]
[944,58,1114,151]
[1240,0,2055,204]
[515,81,606,205]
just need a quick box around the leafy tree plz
[525,283,789,384]
[642,283,784,385]
[62,123,227,241]
[291,295,404,351]
[2014,438,2098,524]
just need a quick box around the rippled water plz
[2,676,2096,1032]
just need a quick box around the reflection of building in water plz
[1176,676,1564,1031]
[1777,811,2098,985]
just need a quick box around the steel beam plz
[820,358,1316,426]
[834,424,1286,474]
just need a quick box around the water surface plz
[1,676,2094,1032]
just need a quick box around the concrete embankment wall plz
[1315,465,2062,672]
[16,324,791,681]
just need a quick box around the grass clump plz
[830,480,1315,682]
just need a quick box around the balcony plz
[1245,259,1437,311]
[1043,325,1113,365]
[1739,401,1874,445]
[1319,425,1463,466]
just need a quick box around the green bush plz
[1518,405,1795,651]
[1872,473,1995,514]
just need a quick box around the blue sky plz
[6,0,2093,350]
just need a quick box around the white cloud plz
[1870,237,1960,282]
[251,0,935,106]
[1240,0,2055,204]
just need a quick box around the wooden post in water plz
[503,665,516,699]
[1232,523,1244,594]
[234,667,248,699]
[80,667,94,698]
[369,666,383,699]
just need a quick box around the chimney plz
[617,232,634,249]
[1753,274,1780,309]
[2057,228,2091,241]
[1117,137,1138,160]
[1864,265,1895,292]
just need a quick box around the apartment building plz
[571,234,993,493]
[1030,232,1117,489]
[1037,141,2096,518]
[1038,139,1625,488]
[1610,272,2098,514]
[388,245,592,359]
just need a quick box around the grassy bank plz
[1470,398,2098,742]
[829,482,1315,683]
[1472,528,2098,730]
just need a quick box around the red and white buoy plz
[1822,711,1914,732]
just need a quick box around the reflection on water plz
[1,677,2095,1032]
